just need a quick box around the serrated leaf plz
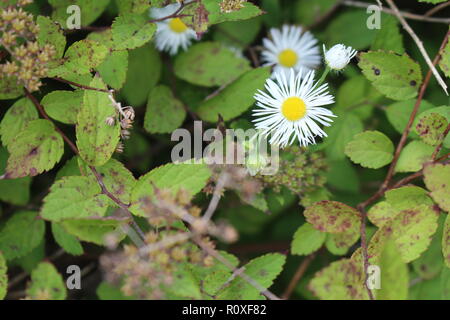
[304,200,360,234]
[78,158,136,203]
[36,15,66,60]
[112,13,156,50]
[0,75,23,100]
[323,112,364,160]
[395,140,434,173]
[377,241,409,300]
[216,253,286,300]
[345,130,394,169]
[368,201,396,227]
[130,162,211,217]
[0,253,7,300]
[415,106,450,148]
[144,85,186,134]
[439,33,450,77]
[0,147,31,205]
[26,262,67,300]
[49,0,110,27]
[197,67,270,122]
[359,51,422,101]
[166,263,202,299]
[415,112,449,146]
[423,163,450,213]
[50,40,108,77]
[309,258,369,300]
[41,90,83,124]
[291,223,326,255]
[0,97,38,148]
[51,223,84,256]
[444,214,450,268]
[0,211,45,260]
[76,76,120,166]
[122,44,162,107]
[97,50,129,90]
[60,219,125,245]
[40,176,110,221]
[4,119,64,179]
[371,15,404,54]
[13,240,45,273]
[203,0,264,25]
[174,42,251,87]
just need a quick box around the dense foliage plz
[0,0,449,300]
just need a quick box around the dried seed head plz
[105,116,115,126]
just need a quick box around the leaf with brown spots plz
[309,258,369,300]
[4,119,64,179]
[423,163,450,213]
[76,76,120,166]
[304,200,360,234]
[0,253,6,300]
[415,112,449,146]
[443,214,450,268]
[26,262,67,300]
[112,13,156,50]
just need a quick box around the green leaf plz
[326,159,360,193]
[216,253,286,300]
[415,112,449,146]
[370,15,404,54]
[0,147,31,205]
[175,42,251,87]
[291,223,326,255]
[359,51,422,101]
[112,13,156,50]
[50,40,108,77]
[441,267,450,299]
[97,50,129,90]
[377,241,409,300]
[0,97,38,148]
[116,0,150,14]
[13,240,45,273]
[395,140,434,173]
[96,282,134,300]
[197,67,271,122]
[423,163,450,213]
[415,106,450,148]
[323,112,364,160]
[26,262,67,300]
[0,253,7,300]
[51,223,84,256]
[444,214,450,268]
[418,0,448,4]
[36,15,66,60]
[0,75,23,100]
[368,201,396,227]
[122,44,162,107]
[325,228,360,256]
[213,17,262,48]
[167,263,202,299]
[345,131,394,169]
[49,0,110,27]
[41,176,110,221]
[386,99,435,138]
[78,158,136,203]
[294,0,338,27]
[0,211,45,260]
[439,33,450,78]
[304,201,360,234]
[4,119,64,179]
[130,162,211,217]
[76,76,120,166]
[203,0,264,25]
[309,258,369,300]
[144,85,187,134]
[60,219,125,245]
[41,90,83,124]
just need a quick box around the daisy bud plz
[323,44,357,71]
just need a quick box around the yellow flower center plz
[278,49,298,68]
[169,18,188,33]
[281,97,307,121]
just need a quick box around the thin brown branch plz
[425,1,450,17]
[51,77,110,93]
[385,0,448,94]
[282,253,317,300]
[342,0,450,24]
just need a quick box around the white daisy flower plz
[323,44,357,71]
[261,25,321,78]
[252,69,336,148]
[149,2,197,55]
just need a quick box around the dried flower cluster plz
[257,146,328,195]
[219,0,246,13]
[106,92,136,153]
[100,229,216,299]
[0,0,56,91]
